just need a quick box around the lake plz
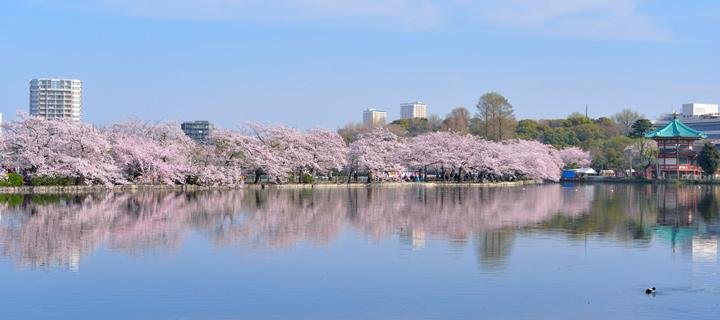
[0,184,719,319]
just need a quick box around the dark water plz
[0,184,719,319]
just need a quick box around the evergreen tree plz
[629,119,654,138]
[698,142,720,178]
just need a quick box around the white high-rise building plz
[29,78,82,121]
[363,108,387,128]
[400,101,427,119]
[682,103,718,116]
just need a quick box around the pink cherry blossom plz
[558,147,592,168]
[106,120,194,184]
[0,115,581,185]
[2,115,121,185]
[348,128,407,181]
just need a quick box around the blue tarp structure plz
[561,170,578,180]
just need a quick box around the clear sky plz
[2,0,720,129]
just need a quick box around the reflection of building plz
[398,228,426,249]
[29,78,83,121]
[69,248,81,272]
[363,108,387,128]
[645,116,706,178]
[181,120,214,143]
[692,236,718,262]
[400,102,427,119]
[475,230,515,271]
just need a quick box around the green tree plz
[562,113,592,127]
[629,119,654,138]
[590,136,634,171]
[595,117,621,137]
[698,142,720,178]
[571,123,604,146]
[515,119,542,140]
[475,92,516,141]
[542,128,579,148]
[389,117,440,137]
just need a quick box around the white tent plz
[575,167,597,175]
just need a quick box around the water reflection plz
[0,184,719,271]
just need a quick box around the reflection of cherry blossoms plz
[346,185,592,239]
[0,192,245,270]
[0,186,594,270]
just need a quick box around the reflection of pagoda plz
[656,186,700,226]
[655,186,700,251]
[653,186,718,255]
[645,116,707,178]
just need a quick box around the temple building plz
[645,116,707,178]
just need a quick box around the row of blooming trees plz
[0,116,591,186]
[350,130,591,182]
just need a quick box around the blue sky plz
[2,0,720,129]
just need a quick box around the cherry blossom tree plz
[189,129,245,186]
[242,124,348,183]
[404,132,478,181]
[501,140,564,181]
[0,115,572,186]
[107,120,195,184]
[558,147,593,168]
[245,123,314,183]
[348,128,406,181]
[467,139,506,180]
[304,128,348,179]
[1,115,121,185]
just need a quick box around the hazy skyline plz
[2,0,720,129]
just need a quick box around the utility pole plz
[585,104,588,118]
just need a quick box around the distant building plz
[654,103,720,139]
[400,101,427,119]
[682,103,718,116]
[363,108,387,128]
[181,120,214,143]
[29,78,82,121]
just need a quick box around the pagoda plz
[645,115,707,178]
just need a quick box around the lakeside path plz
[0,180,539,194]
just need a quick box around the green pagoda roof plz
[644,118,707,139]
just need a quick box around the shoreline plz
[0,180,539,194]
[563,177,720,185]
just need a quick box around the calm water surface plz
[0,184,719,319]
